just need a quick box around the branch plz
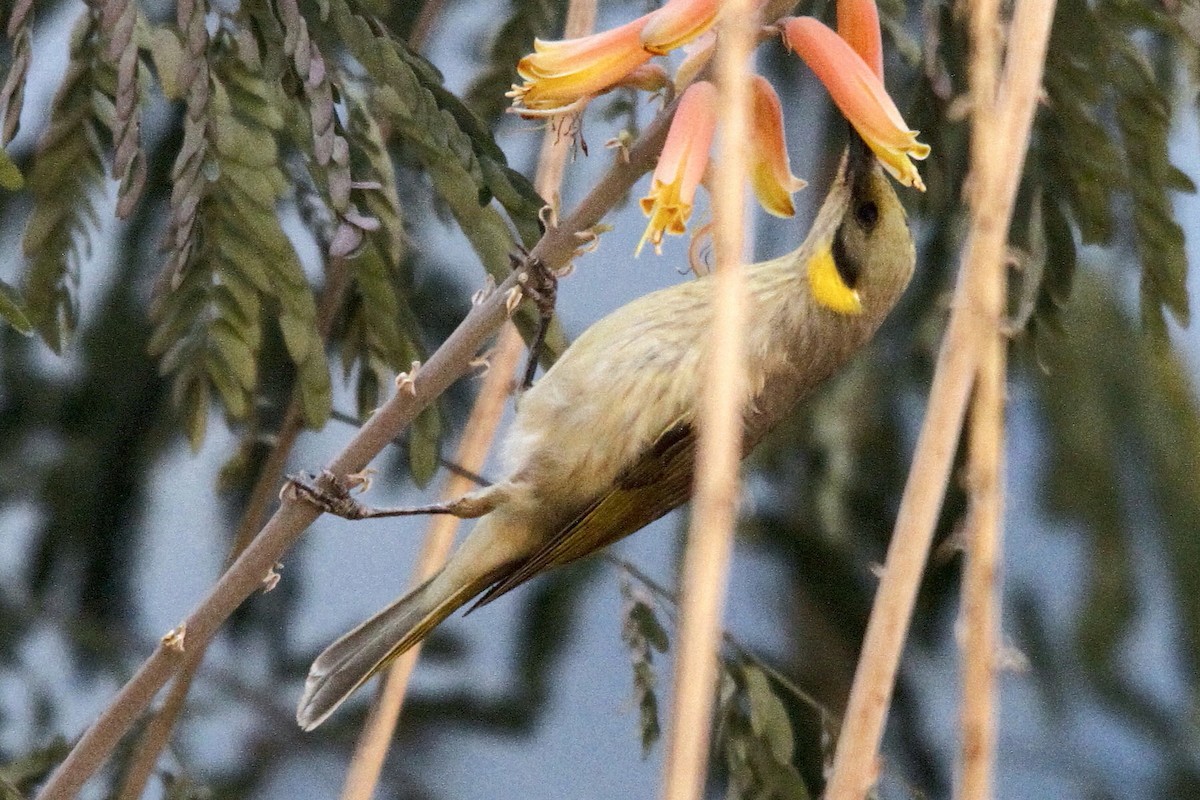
[822,1,1057,798]
[35,100,676,800]
[659,5,754,800]
[114,257,354,800]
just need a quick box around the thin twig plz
[35,102,676,800]
[659,5,754,800]
[605,555,832,723]
[822,1,1057,798]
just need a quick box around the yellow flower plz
[782,14,930,190]
[640,0,720,55]
[509,0,720,117]
[509,18,654,116]
[637,81,718,256]
[748,76,806,218]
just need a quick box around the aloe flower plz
[641,0,720,55]
[638,76,807,253]
[509,18,656,116]
[637,81,719,256]
[509,0,718,117]
[748,76,806,218]
[782,13,930,189]
[513,0,931,256]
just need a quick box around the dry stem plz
[957,296,1006,800]
[955,0,1006,796]
[822,1,1057,798]
[659,6,754,800]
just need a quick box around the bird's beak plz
[845,126,877,188]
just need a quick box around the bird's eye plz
[855,200,879,230]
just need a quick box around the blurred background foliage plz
[0,0,1198,798]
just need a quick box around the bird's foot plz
[510,250,558,390]
[511,250,558,317]
[283,470,376,519]
[284,471,497,520]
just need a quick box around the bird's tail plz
[295,550,504,731]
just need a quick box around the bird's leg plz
[285,471,499,521]
[511,250,558,390]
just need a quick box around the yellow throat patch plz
[807,243,863,315]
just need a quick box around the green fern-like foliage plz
[336,96,422,410]
[1033,0,1195,337]
[339,94,446,484]
[619,580,669,757]
[315,0,564,362]
[21,13,111,352]
[150,20,330,447]
[0,0,33,147]
[9,0,559,453]
[271,0,447,482]
[717,663,813,800]
[324,0,544,251]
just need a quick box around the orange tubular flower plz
[510,0,722,116]
[837,0,884,79]
[637,81,718,256]
[782,15,930,190]
[641,0,720,55]
[510,17,654,116]
[749,76,806,218]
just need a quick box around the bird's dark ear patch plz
[855,199,879,230]
[831,232,861,289]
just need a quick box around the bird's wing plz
[470,419,697,609]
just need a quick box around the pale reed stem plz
[823,0,1057,797]
[955,0,1005,797]
[660,5,754,800]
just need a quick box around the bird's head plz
[805,131,916,319]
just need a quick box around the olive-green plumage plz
[296,141,915,731]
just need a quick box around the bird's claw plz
[284,470,374,520]
[512,252,558,319]
[506,250,561,390]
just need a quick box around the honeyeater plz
[295,134,915,730]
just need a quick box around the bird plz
[294,132,915,731]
